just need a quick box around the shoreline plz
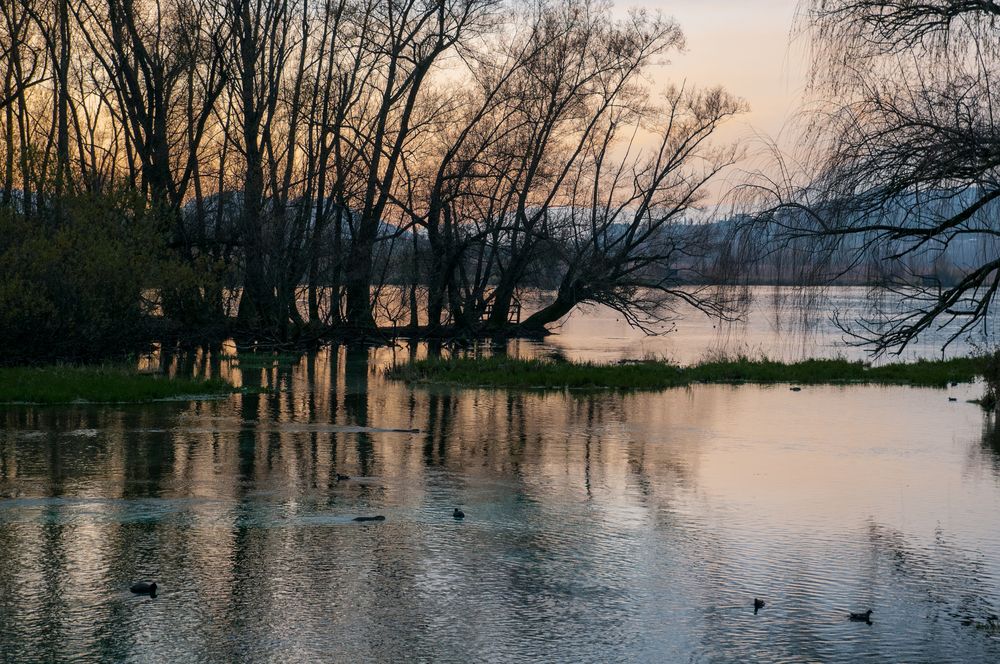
[387,355,991,393]
[0,365,239,405]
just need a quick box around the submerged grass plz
[388,355,987,391]
[0,365,237,404]
[219,351,303,368]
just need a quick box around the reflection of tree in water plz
[344,344,375,476]
[867,521,998,629]
[766,286,829,359]
[979,414,1000,479]
[422,392,458,467]
[699,285,832,362]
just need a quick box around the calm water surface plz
[1,288,999,662]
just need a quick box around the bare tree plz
[71,0,227,209]
[0,0,747,349]
[738,0,1000,354]
[337,0,502,330]
[221,0,313,333]
[481,1,685,330]
[520,85,745,331]
[0,0,47,207]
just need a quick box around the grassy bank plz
[0,366,237,404]
[388,355,988,390]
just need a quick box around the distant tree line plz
[0,0,743,359]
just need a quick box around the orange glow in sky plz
[631,0,806,143]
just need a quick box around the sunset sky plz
[633,0,807,148]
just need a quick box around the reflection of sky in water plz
[1,292,999,661]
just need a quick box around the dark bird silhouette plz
[948,397,957,402]
[849,609,873,624]
[352,515,385,522]
[130,581,157,595]
[754,598,765,614]
[790,386,802,392]
[336,474,351,481]
[453,508,465,519]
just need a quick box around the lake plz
[1,287,999,662]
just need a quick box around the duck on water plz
[130,582,157,596]
[849,609,873,624]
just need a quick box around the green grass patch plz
[387,355,987,391]
[219,351,303,369]
[0,365,238,404]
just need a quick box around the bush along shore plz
[388,355,992,393]
[0,366,239,405]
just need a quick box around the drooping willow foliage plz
[736,1,1000,354]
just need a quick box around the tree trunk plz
[408,229,420,328]
[519,290,578,333]
[343,221,377,329]
[55,0,70,199]
[425,246,449,330]
[487,280,516,329]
